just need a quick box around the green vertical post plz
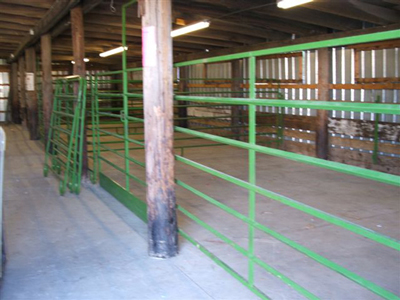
[76,78,87,193]
[93,75,102,177]
[276,83,284,148]
[373,95,381,164]
[248,56,256,286]
[121,1,135,191]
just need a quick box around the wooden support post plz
[354,49,360,79]
[71,6,85,78]
[141,0,178,258]
[10,62,21,124]
[18,56,26,125]
[231,59,243,140]
[25,47,39,140]
[71,5,88,178]
[316,48,330,159]
[178,67,188,128]
[41,34,53,144]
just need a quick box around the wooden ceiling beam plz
[51,54,125,63]
[175,23,400,63]
[0,0,54,9]
[304,2,391,25]
[188,0,362,31]
[10,0,81,62]
[383,0,400,4]
[0,13,39,26]
[254,7,362,31]
[173,35,241,48]
[172,2,325,36]
[0,52,14,59]
[64,27,242,48]
[6,0,104,62]
[0,38,21,45]
[50,0,104,38]
[180,28,265,45]
[54,37,122,48]
[85,13,141,29]
[0,28,27,36]
[0,44,18,51]
[171,12,289,40]
[92,3,320,36]
[0,3,47,18]
[198,19,290,41]
[349,0,400,23]
[0,22,31,32]
[83,22,264,45]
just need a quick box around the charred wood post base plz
[141,0,178,258]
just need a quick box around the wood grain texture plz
[142,0,178,258]
[41,34,53,144]
[18,56,26,124]
[10,62,21,124]
[316,47,329,159]
[25,47,39,140]
[71,5,88,178]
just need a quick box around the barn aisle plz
[0,125,257,300]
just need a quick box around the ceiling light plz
[171,21,210,38]
[99,46,128,57]
[176,18,186,26]
[277,0,313,9]
[71,58,89,64]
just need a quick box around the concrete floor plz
[1,124,399,300]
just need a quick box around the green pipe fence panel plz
[43,76,87,195]
[88,3,400,299]
[36,59,44,142]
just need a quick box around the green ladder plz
[43,76,87,195]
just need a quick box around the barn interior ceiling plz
[0,0,399,67]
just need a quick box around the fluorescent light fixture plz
[71,58,89,64]
[99,46,128,57]
[277,0,313,9]
[171,21,210,38]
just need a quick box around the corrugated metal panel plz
[332,47,400,123]
[187,47,399,123]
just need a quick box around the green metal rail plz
[36,59,44,142]
[43,76,87,195]
[88,3,400,299]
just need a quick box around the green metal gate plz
[88,1,400,298]
[44,76,87,195]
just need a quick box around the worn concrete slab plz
[1,124,399,300]
[0,125,256,300]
